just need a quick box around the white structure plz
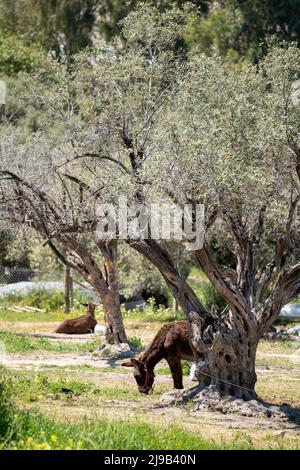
[279,303,300,321]
[189,363,197,382]
[0,80,6,105]
[291,79,300,108]
[94,324,106,336]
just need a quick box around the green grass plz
[0,306,105,323]
[0,366,253,450]
[0,301,183,325]
[0,367,252,450]
[122,301,184,323]
[12,373,95,402]
[2,411,253,450]
[258,338,299,353]
[0,288,184,323]
[1,363,300,450]
[156,361,191,377]
[0,330,99,354]
[0,308,66,322]
[7,369,165,403]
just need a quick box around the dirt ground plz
[1,317,300,449]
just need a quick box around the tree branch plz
[194,241,257,327]
[127,238,211,320]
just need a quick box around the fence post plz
[64,266,72,313]
[70,275,74,309]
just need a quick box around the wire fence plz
[0,265,98,306]
[0,265,156,313]
[0,265,92,288]
[0,265,63,285]
[0,264,139,292]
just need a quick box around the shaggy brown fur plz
[122,320,194,394]
[54,303,97,334]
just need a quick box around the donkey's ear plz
[87,303,96,315]
[121,358,141,367]
[121,360,135,367]
[130,358,142,367]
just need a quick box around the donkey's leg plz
[166,357,183,389]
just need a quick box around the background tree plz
[0,58,129,344]
[184,0,300,61]
[1,0,299,66]
[0,2,206,341]
[0,0,97,56]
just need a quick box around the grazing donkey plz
[54,303,97,334]
[122,321,194,394]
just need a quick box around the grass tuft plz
[0,330,99,354]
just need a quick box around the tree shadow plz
[257,398,300,425]
[152,385,300,426]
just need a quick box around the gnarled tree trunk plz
[52,236,128,345]
[98,240,127,344]
[128,238,295,414]
[189,310,258,402]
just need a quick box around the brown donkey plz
[54,303,98,334]
[122,321,194,394]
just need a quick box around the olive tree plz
[146,43,300,407]
[1,4,299,413]
[70,9,300,408]
[0,61,129,344]
[0,4,191,344]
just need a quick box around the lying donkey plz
[54,303,97,334]
[122,321,194,394]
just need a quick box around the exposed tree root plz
[93,342,140,359]
[160,385,300,423]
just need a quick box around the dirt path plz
[260,353,300,360]
[1,348,300,369]
[1,350,298,370]
[0,352,122,369]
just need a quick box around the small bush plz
[0,32,43,76]
[123,298,185,323]
[198,282,226,311]
[72,291,95,309]
[1,288,94,312]
[181,361,191,376]
[25,289,65,310]
[129,336,143,349]
[188,269,226,312]
[0,291,24,304]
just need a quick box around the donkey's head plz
[121,358,155,394]
[81,302,96,317]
